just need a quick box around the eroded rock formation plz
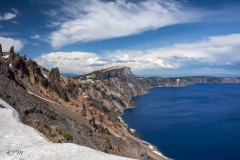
[9,46,14,53]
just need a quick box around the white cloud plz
[0,8,20,21]
[0,13,17,20]
[48,0,198,48]
[0,37,24,52]
[146,34,240,65]
[34,51,108,73]
[34,34,240,74]
[31,34,40,39]
[33,43,39,46]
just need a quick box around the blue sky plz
[1,0,240,76]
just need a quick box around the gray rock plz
[9,46,14,53]
[98,66,136,83]
[49,67,60,82]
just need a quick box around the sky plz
[0,0,240,77]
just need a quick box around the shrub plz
[63,133,73,141]
[102,106,110,114]
[56,127,63,135]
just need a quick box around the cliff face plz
[0,48,151,160]
[138,76,240,88]
[97,66,136,84]
[1,45,240,160]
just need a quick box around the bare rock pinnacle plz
[9,46,14,53]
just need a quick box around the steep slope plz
[0,105,133,160]
[0,46,153,159]
[2,45,239,160]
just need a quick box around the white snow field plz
[0,99,134,160]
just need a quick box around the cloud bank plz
[34,34,240,74]
[48,0,198,48]
[0,37,23,52]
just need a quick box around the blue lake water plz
[122,84,240,160]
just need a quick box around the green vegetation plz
[56,127,63,135]
[105,136,110,142]
[103,149,108,153]
[63,133,73,141]
[72,70,103,80]
[43,124,50,130]
[102,106,110,114]
[126,125,134,136]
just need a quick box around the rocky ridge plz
[1,45,239,160]
[0,46,152,160]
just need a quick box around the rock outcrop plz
[48,67,69,101]
[97,66,136,83]
[1,45,240,160]
[9,46,14,53]
[49,67,60,82]
[0,43,2,53]
[0,46,152,160]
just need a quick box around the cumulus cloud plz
[34,34,240,74]
[148,34,240,65]
[0,37,24,52]
[31,34,40,39]
[47,0,199,48]
[34,51,109,73]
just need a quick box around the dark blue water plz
[122,84,240,160]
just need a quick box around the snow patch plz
[153,151,168,159]
[148,144,153,150]
[118,116,124,123]
[2,55,9,59]
[130,128,136,133]
[0,98,22,123]
[141,140,168,159]
[43,74,47,78]
[0,101,134,160]
[27,91,59,105]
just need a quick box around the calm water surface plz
[122,84,240,160]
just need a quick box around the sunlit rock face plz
[0,101,134,160]
[97,66,136,84]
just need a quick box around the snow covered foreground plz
[0,99,134,160]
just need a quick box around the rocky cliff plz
[0,46,153,160]
[1,45,239,160]
[97,66,136,83]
